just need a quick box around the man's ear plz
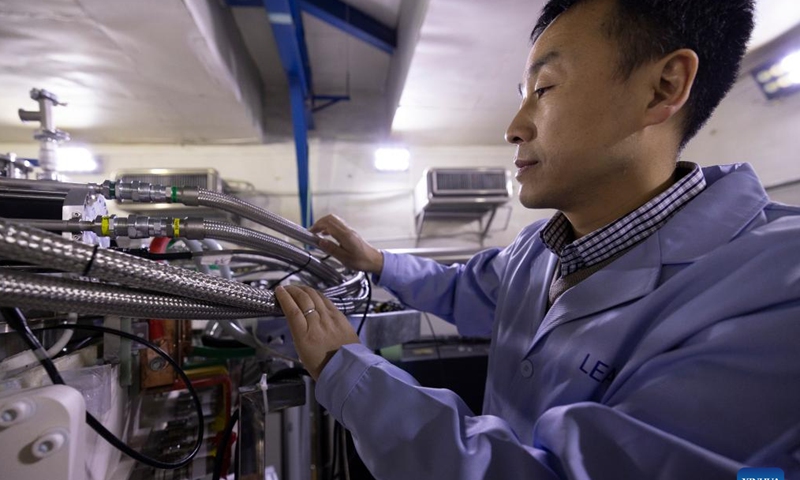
[643,48,699,127]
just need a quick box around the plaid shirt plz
[541,162,707,278]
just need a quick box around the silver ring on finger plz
[302,308,317,317]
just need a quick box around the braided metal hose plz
[202,220,341,285]
[0,269,270,319]
[196,189,320,246]
[0,218,277,312]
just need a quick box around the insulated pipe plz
[0,269,271,319]
[0,218,277,312]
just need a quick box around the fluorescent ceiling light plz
[781,51,800,84]
[56,147,100,173]
[752,50,800,99]
[374,147,411,172]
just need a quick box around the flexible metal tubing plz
[6,219,334,286]
[14,218,343,287]
[0,269,271,319]
[196,189,320,247]
[202,220,342,285]
[0,219,363,312]
[0,218,277,312]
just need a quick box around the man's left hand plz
[275,285,361,380]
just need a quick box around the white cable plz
[45,312,77,357]
[179,239,213,275]
[259,372,270,473]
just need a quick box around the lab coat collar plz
[658,163,769,264]
[531,231,662,347]
[528,163,768,349]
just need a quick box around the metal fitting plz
[0,153,34,179]
[182,217,205,239]
[29,88,64,105]
[114,181,170,203]
[147,216,172,238]
[148,357,167,371]
[178,186,200,206]
[129,215,151,239]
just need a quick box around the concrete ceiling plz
[0,0,266,144]
[390,0,800,146]
[0,0,797,147]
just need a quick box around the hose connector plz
[95,215,179,239]
[112,181,170,203]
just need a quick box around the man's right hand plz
[309,214,384,274]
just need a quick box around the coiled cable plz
[0,308,204,470]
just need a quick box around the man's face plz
[506,0,649,211]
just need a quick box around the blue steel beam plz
[227,0,396,54]
[298,0,396,55]
[263,0,314,227]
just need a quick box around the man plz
[275,0,800,477]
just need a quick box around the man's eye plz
[534,86,552,98]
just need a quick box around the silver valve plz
[17,88,70,180]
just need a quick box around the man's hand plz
[310,214,384,274]
[275,285,360,380]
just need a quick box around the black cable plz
[0,309,205,470]
[54,332,103,359]
[212,408,239,480]
[124,249,193,261]
[356,276,372,337]
[267,254,331,290]
[81,244,100,277]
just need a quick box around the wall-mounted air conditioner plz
[414,168,512,216]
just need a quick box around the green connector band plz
[171,186,178,203]
[108,183,115,199]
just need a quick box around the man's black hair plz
[531,0,756,149]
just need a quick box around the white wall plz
[682,72,800,187]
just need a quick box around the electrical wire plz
[356,276,372,337]
[267,255,331,290]
[212,408,239,480]
[0,309,205,470]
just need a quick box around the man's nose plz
[505,109,536,145]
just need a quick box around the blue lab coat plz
[316,163,800,479]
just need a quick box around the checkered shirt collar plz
[540,162,707,277]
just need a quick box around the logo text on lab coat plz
[578,353,617,383]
